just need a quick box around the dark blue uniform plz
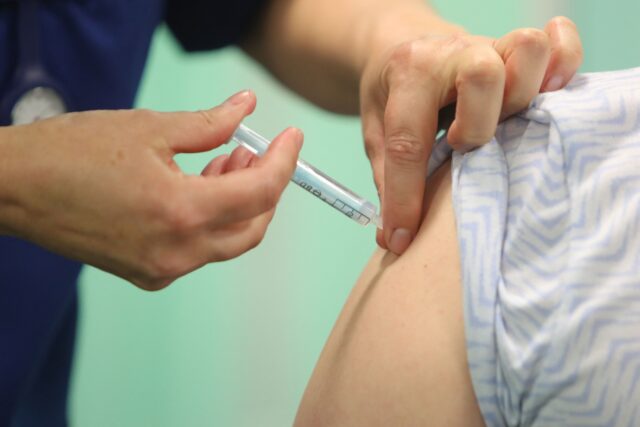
[0,1,266,425]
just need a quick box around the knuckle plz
[388,41,417,70]
[134,277,174,292]
[133,264,174,292]
[385,131,428,165]
[512,28,549,53]
[385,41,437,81]
[139,249,191,289]
[196,109,216,127]
[458,52,505,87]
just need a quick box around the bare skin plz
[0,92,302,290]
[0,1,584,290]
[294,160,485,427]
[244,0,583,254]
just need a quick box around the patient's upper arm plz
[294,160,484,427]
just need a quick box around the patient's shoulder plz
[294,160,485,427]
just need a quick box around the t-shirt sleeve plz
[164,0,270,52]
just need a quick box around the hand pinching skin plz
[359,16,582,254]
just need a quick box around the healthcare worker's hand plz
[0,91,302,290]
[243,0,583,255]
[359,16,583,254]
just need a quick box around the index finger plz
[191,127,303,225]
[541,17,583,92]
[383,78,440,255]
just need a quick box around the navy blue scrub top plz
[0,0,267,425]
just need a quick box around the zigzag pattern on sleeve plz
[449,67,640,427]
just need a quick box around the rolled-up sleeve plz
[165,0,269,51]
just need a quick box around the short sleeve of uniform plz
[165,0,270,51]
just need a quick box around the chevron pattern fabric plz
[447,68,640,426]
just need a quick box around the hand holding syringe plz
[232,124,383,229]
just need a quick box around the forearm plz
[242,0,464,114]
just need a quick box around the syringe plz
[231,124,383,229]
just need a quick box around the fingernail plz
[224,90,251,106]
[543,76,563,92]
[287,127,304,148]
[388,228,413,255]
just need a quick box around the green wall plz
[69,1,639,425]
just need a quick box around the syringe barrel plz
[231,125,381,228]
[292,159,379,226]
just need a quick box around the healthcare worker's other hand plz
[359,16,583,254]
[242,0,582,255]
[0,91,302,290]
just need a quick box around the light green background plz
[69,1,639,426]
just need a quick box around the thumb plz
[164,90,257,154]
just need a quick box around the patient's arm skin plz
[294,160,484,427]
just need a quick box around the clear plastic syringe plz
[231,124,383,229]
